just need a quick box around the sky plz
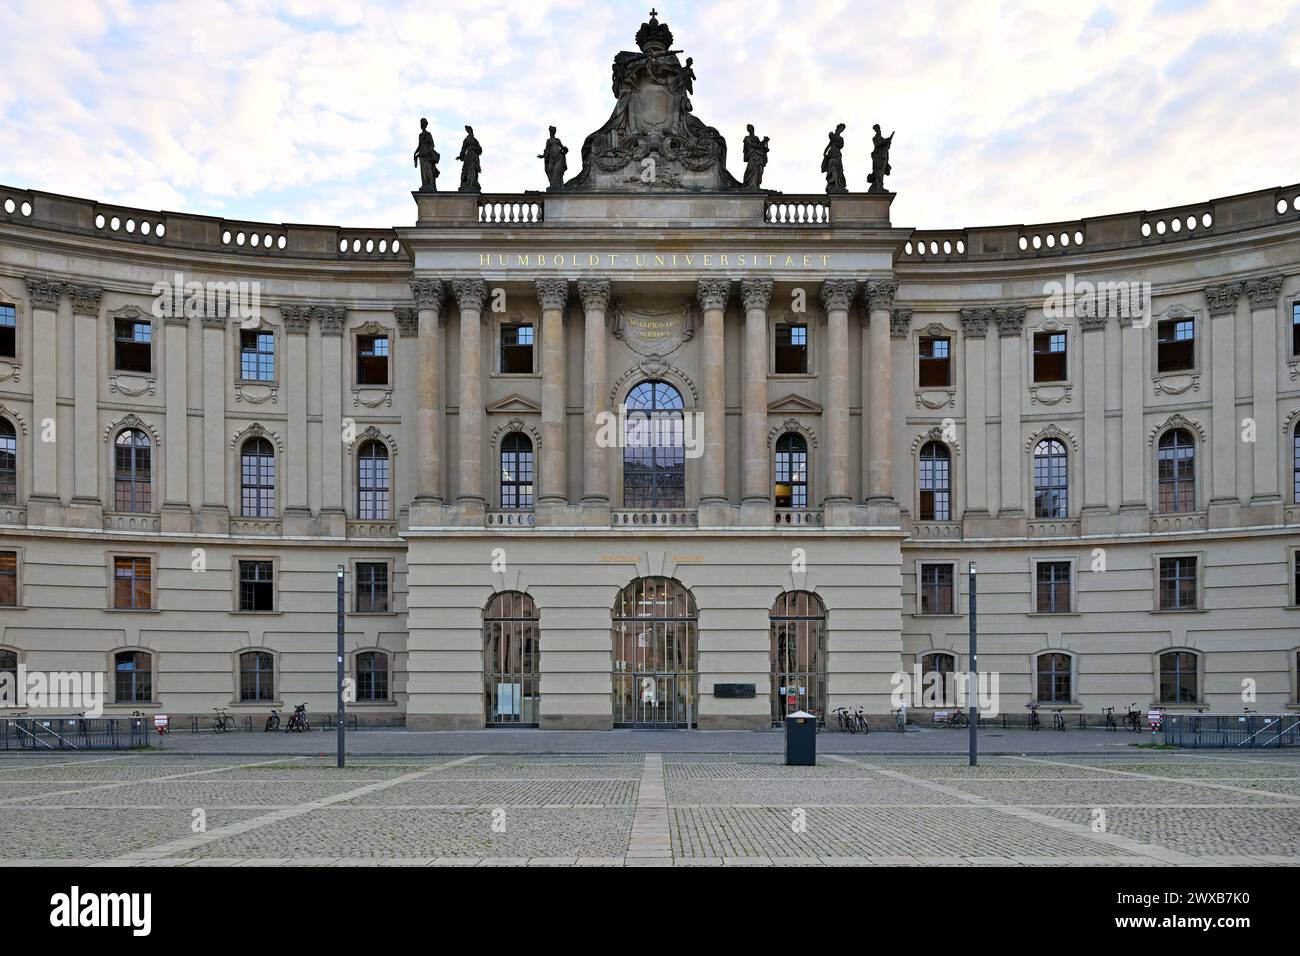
[1,0,1297,231]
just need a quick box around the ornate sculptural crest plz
[566,10,740,192]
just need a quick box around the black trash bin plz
[785,711,817,766]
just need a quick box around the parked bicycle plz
[1102,706,1117,731]
[212,707,236,733]
[285,703,309,732]
[1123,703,1142,732]
[1025,702,1041,731]
[893,705,908,732]
[943,709,969,728]
[833,706,851,732]
[264,708,281,732]
[1052,708,1067,731]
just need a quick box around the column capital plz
[995,305,1026,337]
[818,278,857,312]
[318,305,347,336]
[24,276,63,309]
[395,307,419,338]
[409,277,445,313]
[1204,281,1244,316]
[863,278,899,312]
[888,306,912,338]
[66,284,103,316]
[279,304,311,334]
[201,313,229,330]
[451,277,488,311]
[696,278,732,312]
[739,277,774,312]
[577,278,612,311]
[536,277,570,311]
[1245,274,1284,310]
[1079,312,1111,332]
[959,307,992,338]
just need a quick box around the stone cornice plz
[409,278,444,313]
[739,278,774,312]
[696,278,732,312]
[24,276,63,309]
[1203,281,1244,316]
[577,278,612,312]
[863,279,899,312]
[451,278,488,311]
[1245,274,1284,310]
[535,277,570,311]
[818,279,857,312]
[66,284,103,316]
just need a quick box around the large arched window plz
[770,591,827,722]
[240,437,276,517]
[1157,428,1196,513]
[499,433,534,510]
[774,433,808,508]
[623,381,685,509]
[114,650,152,703]
[918,441,951,521]
[355,650,389,702]
[0,418,15,504]
[921,651,957,706]
[1035,652,1073,703]
[113,429,152,513]
[1159,650,1198,704]
[238,650,274,702]
[1033,439,1068,519]
[612,577,697,727]
[484,591,539,726]
[356,440,390,520]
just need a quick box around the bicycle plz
[212,707,236,733]
[285,703,309,732]
[1102,706,1117,731]
[1123,703,1142,732]
[893,706,908,733]
[1025,703,1041,731]
[1052,708,1066,731]
[833,706,851,733]
[944,709,969,729]
[264,708,281,732]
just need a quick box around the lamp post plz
[336,563,345,769]
[968,561,977,768]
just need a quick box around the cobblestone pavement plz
[0,750,1297,866]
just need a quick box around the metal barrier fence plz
[0,715,150,751]
[1162,713,1300,748]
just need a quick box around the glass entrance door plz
[612,578,697,728]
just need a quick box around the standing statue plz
[538,126,569,190]
[413,118,440,192]
[868,124,894,194]
[741,124,769,190]
[822,123,847,194]
[457,124,482,193]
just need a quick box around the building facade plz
[2,16,1300,729]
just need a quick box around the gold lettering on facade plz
[473,251,834,270]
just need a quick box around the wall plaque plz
[612,302,698,357]
[713,683,756,699]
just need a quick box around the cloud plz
[0,0,1295,230]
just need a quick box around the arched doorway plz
[770,591,827,723]
[612,577,697,727]
[484,591,540,726]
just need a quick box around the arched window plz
[1159,650,1198,704]
[1033,439,1068,519]
[1035,652,1072,703]
[623,381,685,509]
[0,418,15,504]
[921,651,957,706]
[770,591,827,722]
[0,648,16,688]
[239,651,275,702]
[1157,428,1196,513]
[1292,423,1299,504]
[500,433,534,510]
[484,591,539,726]
[612,577,697,727]
[774,433,808,508]
[355,650,389,702]
[114,650,152,703]
[113,429,151,512]
[240,437,276,517]
[356,440,390,520]
[918,441,951,521]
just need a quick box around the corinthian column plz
[536,279,570,515]
[410,279,444,511]
[25,277,62,510]
[451,278,487,514]
[578,278,611,519]
[740,278,773,520]
[820,279,857,510]
[1246,275,1284,505]
[697,279,731,514]
[864,279,899,513]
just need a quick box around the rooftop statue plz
[741,124,769,190]
[538,126,569,191]
[868,123,894,193]
[565,10,741,192]
[822,123,847,194]
[457,125,482,194]
[413,117,440,192]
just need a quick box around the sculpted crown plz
[635,9,674,54]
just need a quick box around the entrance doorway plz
[484,591,540,726]
[770,590,827,724]
[612,577,697,727]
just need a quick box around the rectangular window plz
[918,563,954,615]
[1156,317,1195,373]
[775,324,808,374]
[0,303,14,359]
[112,556,152,610]
[1158,556,1198,610]
[1032,331,1068,383]
[238,560,275,612]
[355,562,390,613]
[918,336,951,387]
[1035,561,1072,613]
[239,330,275,381]
[356,334,390,385]
[0,551,16,606]
[500,324,534,374]
[1293,302,1300,356]
[114,318,152,373]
